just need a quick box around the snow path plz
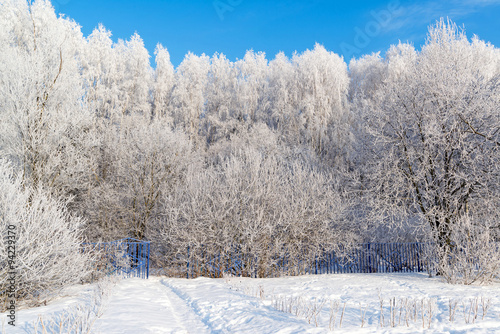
[94,277,211,334]
[161,277,321,334]
[93,276,319,334]
[4,276,318,334]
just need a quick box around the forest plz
[0,0,499,306]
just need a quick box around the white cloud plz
[458,0,500,5]
[380,0,499,34]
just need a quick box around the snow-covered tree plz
[152,44,175,120]
[426,215,500,284]
[83,29,152,119]
[292,44,351,163]
[354,19,500,250]
[170,52,210,146]
[82,24,118,120]
[0,0,95,205]
[348,52,386,104]
[114,33,153,116]
[83,115,193,241]
[202,52,236,144]
[266,52,297,136]
[234,50,268,124]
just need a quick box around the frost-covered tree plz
[170,52,210,145]
[348,52,386,104]
[234,50,268,124]
[80,27,164,240]
[114,33,153,116]
[0,0,95,204]
[83,116,193,241]
[266,52,297,136]
[292,44,351,164]
[202,52,237,144]
[152,44,175,120]
[83,30,152,119]
[354,19,500,248]
[425,215,500,284]
[82,24,118,120]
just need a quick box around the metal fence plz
[181,242,428,278]
[83,238,150,279]
[310,242,427,274]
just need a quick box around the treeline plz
[1,1,499,286]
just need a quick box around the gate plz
[83,238,150,279]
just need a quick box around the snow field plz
[225,273,500,333]
[2,273,500,333]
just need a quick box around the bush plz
[152,145,355,277]
[0,160,93,310]
[426,215,500,285]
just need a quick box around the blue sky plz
[54,0,500,67]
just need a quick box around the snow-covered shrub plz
[153,144,356,277]
[18,275,118,334]
[0,160,94,309]
[427,216,500,285]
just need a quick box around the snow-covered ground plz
[3,273,500,333]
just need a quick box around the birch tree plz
[292,44,351,163]
[203,52,236,145]
[170,52,210,146]
[152,44,175,120]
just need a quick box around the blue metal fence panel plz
[309,242,427,275]
[183,242,428,278]
[83,238,150,279]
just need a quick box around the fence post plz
[187,245,190,279]
[146,242,150,279]
[367,243,371,273]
